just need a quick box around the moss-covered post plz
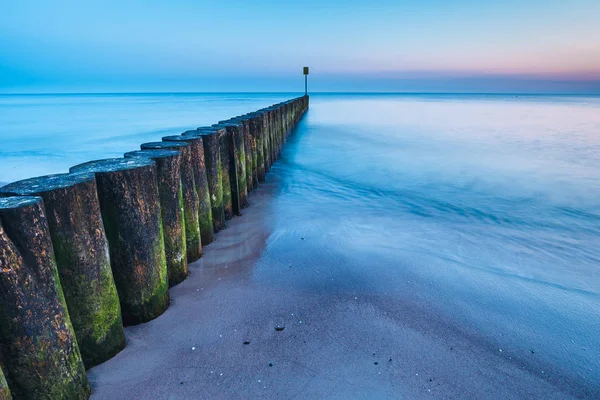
[286,101,293,136]
[260,109,272,172]
[217,122,248,213]
[141,141,202,262]
[124,150,187,287]
[0,366,11,400]
[70,158,169,326]
[209,125,235,219]
[271,107,279,162]
[272,106,280,160]
[274,106,282,158]
[0,173,125,369]
[259,110,269,176]
[233,116,255,193]
[173,132,214,245]
[248,112,266,183]
[0,196,90,399]
[279,105,286,150]
[195,128,225,232]
[283,102,290,138]
[269,107,278,163]
[246,114,260,188]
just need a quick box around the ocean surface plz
[0,93,296,184]
[2,93,600,396]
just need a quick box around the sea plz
[1,93,599,395]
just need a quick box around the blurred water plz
[0,93,296,183]
[256,93,600,394]
[2,93,599,394]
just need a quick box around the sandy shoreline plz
[87,171,592,399]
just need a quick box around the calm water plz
[261,94,600,395]
[2,93,600,395]
[0,93,296,183]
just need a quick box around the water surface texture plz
[266,94,600,395]
[0,93,294,183]
[2,93,600,398]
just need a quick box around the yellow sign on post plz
[303,67,309,75]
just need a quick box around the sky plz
[1,0,600,94]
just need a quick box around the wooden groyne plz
[0,95,308,399]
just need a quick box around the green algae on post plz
[232,116,255,193]
[175,132,216,246]
[246,114,260,188]
[0,364,11,400]
[251,111,266,182]
[142,141,202,262]
[70,158,169,326]
[262,108,274,171]
[215,122,247,215]
[0,196,90,399]
[0,173,125,369]
[195,128,225,232]
[228,122,249,210]
[125,150,188,287]
[212,125,235,219]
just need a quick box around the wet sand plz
[88,175,591,400]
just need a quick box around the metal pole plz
[305,75,307,95]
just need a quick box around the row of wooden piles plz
[0,95,309,399]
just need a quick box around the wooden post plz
[247,112,266,183]
[0,173,125,369]
[215,122,247,214]
[0,196,90,399]
[232,116,255,193]
[167,133,214,246]
[141,141,202,262]
[208,125,235,219]
[124,150,187,287]
[259,109,272,172]
[194,128,225,232]
[70,158,169,326]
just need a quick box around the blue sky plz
[1,0,599,93]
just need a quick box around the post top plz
[70,157,155,174]
[162,135,202,143]
[0,195,43,210]
[141,141,189,150]
[124,149,180,160]
[190,128,222,137]
[0,172,95,196]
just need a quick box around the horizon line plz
[1,91,600,96]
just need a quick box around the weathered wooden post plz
[246,114,260,188]
[168,133,214,245]
[194,128,225,232]
[275,105,282,159]
[124,150,187,287]
[231,116,255,193]
[0,196,90,399]
[0,173,125,368]
[259,109,272,172]
[216,122,248,213]
[208,124,235,219]
[0,366,11,400]
[247,112,265,183]
[267,107,277,165]
[254,110,269,179]
[141,141,202,262]
[70,158,169,325]
[274,105,282,157]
